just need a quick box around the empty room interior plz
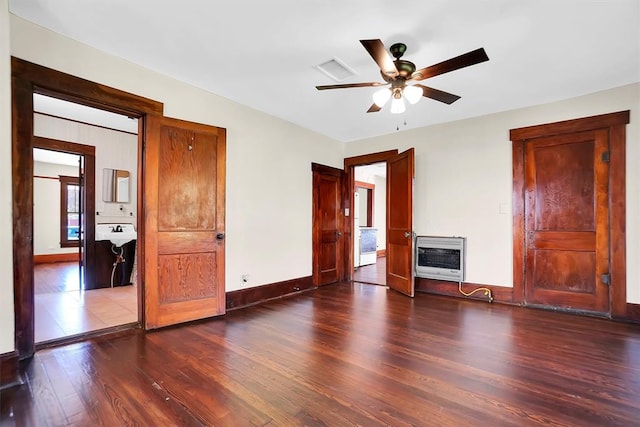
[1,1,640,425]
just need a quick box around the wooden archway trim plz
[12,57,163,116]
[510,111,629,318]
[343,150,398,281]
[12,57,164,358]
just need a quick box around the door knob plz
[216,233,225,240]
[336,231,343,237]
[404,231,412,238]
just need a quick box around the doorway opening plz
[342,148,415,297]
[353,162,386,286]
[32,94,139,344]
[12,57,163,358]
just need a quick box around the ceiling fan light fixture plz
[403,85,422,105]
[372,88,391,108]
[390,97,406,114]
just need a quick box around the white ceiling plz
[10,0,640,142]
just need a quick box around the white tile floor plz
[35,284,138,343]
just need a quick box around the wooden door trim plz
[344,150,399,169]
[609,123,627,318]
[343,150,398,281]
[12,57,163,116]
[11,57,163,358]
[510,111,630,141]
[510,111,629,317]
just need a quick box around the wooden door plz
[524,130,609,312]
[386,148,415,297]
[144,115,226,329]
[312,163,344,286]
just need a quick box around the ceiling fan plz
[316,39,489,114]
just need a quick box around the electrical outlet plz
[241,274,249,283]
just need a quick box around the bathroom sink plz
[95,224,137,247]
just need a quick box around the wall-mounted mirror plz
[103,168,130,203]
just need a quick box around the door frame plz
[11,57,163,358]
[510,111,629,318]
[344,150,399,281]
[32,137,96,291]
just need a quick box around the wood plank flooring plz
[353,256,386,285]
[2,282,640,426]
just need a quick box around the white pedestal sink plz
[95,223,137,247]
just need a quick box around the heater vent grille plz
[415,236,466,282]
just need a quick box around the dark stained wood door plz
[524,129,609,312]
[312,163,344,286]
[144,115,226,329]
[386,148,415,297]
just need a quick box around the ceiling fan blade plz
[411,48,489,81]
[367,103,382,113]
[316,82,386,90]
[360,39,399,78]
[415,84,461,104]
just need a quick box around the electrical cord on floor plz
[458,281,493,303]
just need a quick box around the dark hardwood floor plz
[2,282,640,426]
[353,256,386,285]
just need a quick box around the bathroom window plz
[60,175,80,248]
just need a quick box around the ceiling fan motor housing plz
[382,43,416,80]
[389,43,407,59]
[381,59,416,82]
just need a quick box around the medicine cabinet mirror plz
[103,168,130,203]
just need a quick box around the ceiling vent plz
[315,57,357,82]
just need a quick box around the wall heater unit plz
[415,236,466,282]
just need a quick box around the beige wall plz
[0,0,14,354]
[345,83,640,302]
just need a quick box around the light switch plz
[499,203,509,214]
